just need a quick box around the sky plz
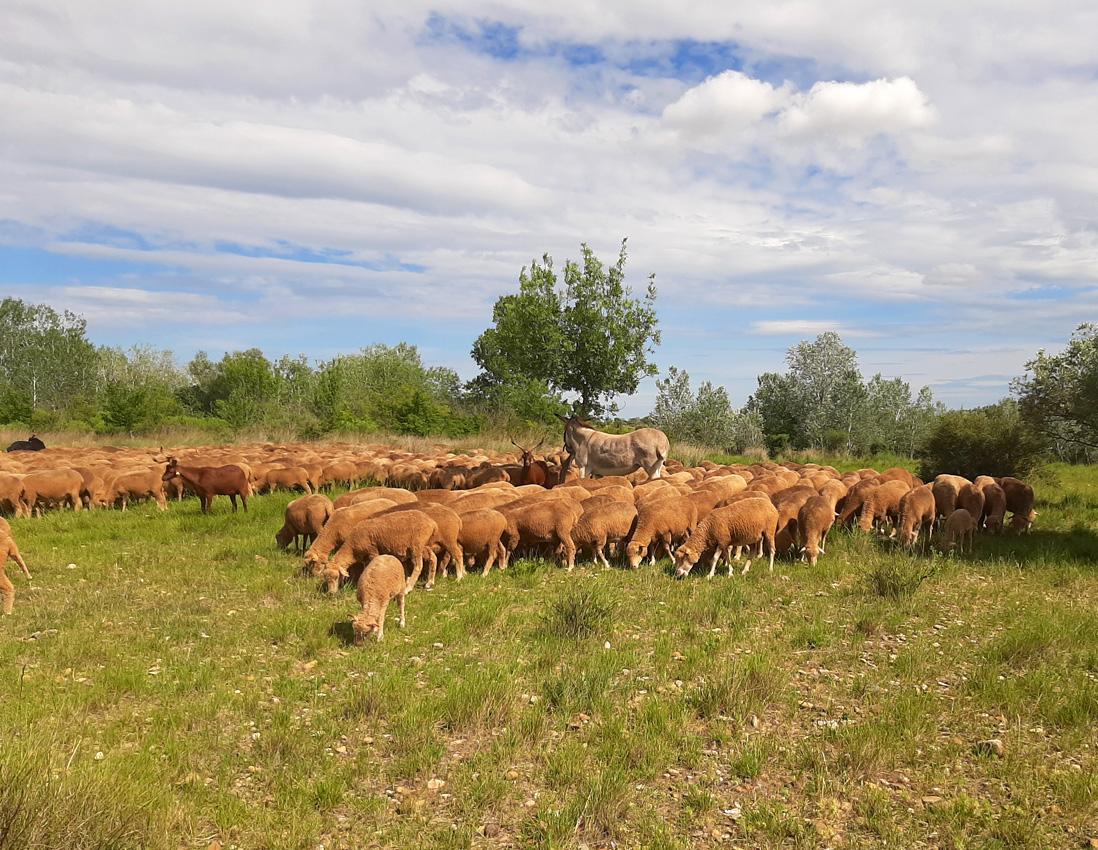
[2,2,1096,416]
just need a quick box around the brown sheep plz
[858,480,911,533]
[107,468,167,511]
[379,502,464,586]
[837,478,881,527]
[773,486,818,541]
[456,508,508,576]
[879,467,917,487]
[624,496,699,569]
[931,475,971,525]
[673,499,779,578]
[0,473,28,517]
[333,487,417,510]
[955,483,985,526]
[322,510,439,594]
[943,508,977,552]
[998,477,1037,533]
[797,495,836,566]
[571,501,638,568]
[897,485,936,549]
[277,494,334,551]
[72,466,105,510]
[0,517,31,614]
[263,466,313,495]
[449,489,519,513]
[498,500,583,571]
[302,498,399,575]
[351,555,407,643]
[978,481,1007,533]
[321,461,359,490]
[23,469,84,515]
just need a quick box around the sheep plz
[879,467,917,487]
[796,495,837,566]
[277,494,334,552]
[837,478,882,527]
[943,508,977,552]
[333,487,417,510]
[0,517,30,614]
[320,461,359,490]
[998,477,1037,533]
[72,466,104,510]
[978,481,1007,533]
[498,499,583,571]
[955,483,985,526]
[773,486,818,542]
[570,501,638,568]
[858,480,912,534]
[302,498,399,575]
[0,473,28,517]
[931,475,971,525]
[624,496,699,569]
[351,555,407,643]
[448,489,518,513]
[379,502,464,586]
[106,468,167,511]
[322,510,439,594]
[456,508,508,576]
[23,469,84,515]
[897,485,936,549]
[673,499,779,578]
[259,465,313,495]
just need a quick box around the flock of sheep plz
[0,433,1038,637]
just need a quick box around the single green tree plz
[1013,323,1098,453]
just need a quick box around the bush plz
[865,560,936,600]
[917,400,1046,480]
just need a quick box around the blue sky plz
[2,2,1097,415]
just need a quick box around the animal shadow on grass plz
[329,620,356,646]
[869,526,1098,568]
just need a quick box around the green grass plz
[1,463,1097,848]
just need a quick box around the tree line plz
[1,242,1095,472]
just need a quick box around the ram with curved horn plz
[557,415,669,480]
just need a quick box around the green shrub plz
[917,399,1046,480]
[865,559,936,600]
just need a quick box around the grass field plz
[1,464,1096,849]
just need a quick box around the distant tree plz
[472,239,660,418]
[650,366,761,452]
[98,345,185,433]
[650,366,694,437]
[745,372,802,453]
[1013,323,1098,454]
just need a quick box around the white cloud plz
[663,71,788,135]
[781,76,934,137]
[750,320,879,337]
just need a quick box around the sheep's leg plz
[398,593,406,629]
[406,552,424,593]
[0,570,12,614]
[767,532,775,572]
[9,545,30,580]
[562,535,576,572]
[424,550,438,589]
[454,544,466,580]
[706,550,719,579]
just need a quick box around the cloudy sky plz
[3,2,1096,414]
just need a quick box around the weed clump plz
[540,584,615,640]
[864,559,936,600]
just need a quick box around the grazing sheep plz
[263,466,313,495]
[955,483,985,525]
[978,481,1007,533]
[837,478,882,528]
[773,486,818,542]
[72,466,105,510]
[943,508,977,552]
[498,499,583,571]
[380,502,464,586]
[320,461,359,490]
[302,498,399,575]
[879,467,917,487]
[797,495,837,566]
[897,485,936,549]
[23,469,84,515]
[0,517,30,614]
[351,555,407,643]
[450,489,520,513]
[571,501,639,567]
[106,468,167,511]
[333,487,417,510]
[673,499,779,578]
[456,508,508,576]
[931,475,971,525]
[277,494,334,551]
[624,496,699,569]
[322,510,439,594]
[998,477,1037,533]
[0,473,28,517]
[858,480,912,534]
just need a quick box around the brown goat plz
[162,459,251,513]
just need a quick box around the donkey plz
[557,415,669,479]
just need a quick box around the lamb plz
[797,494,838,566]
[624,496,699,569]
[498,499,583,571]
[858,480,912,533]
[673,499,779,578]
[0,517,30,614]
[943,508,977,552]
[321,510,439,594]
[351,555,407,643]
[277,494,334,552]
[456,508,508,575]
[302,498,398,575]
[570,501,638,567]
[897,485,936,549]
